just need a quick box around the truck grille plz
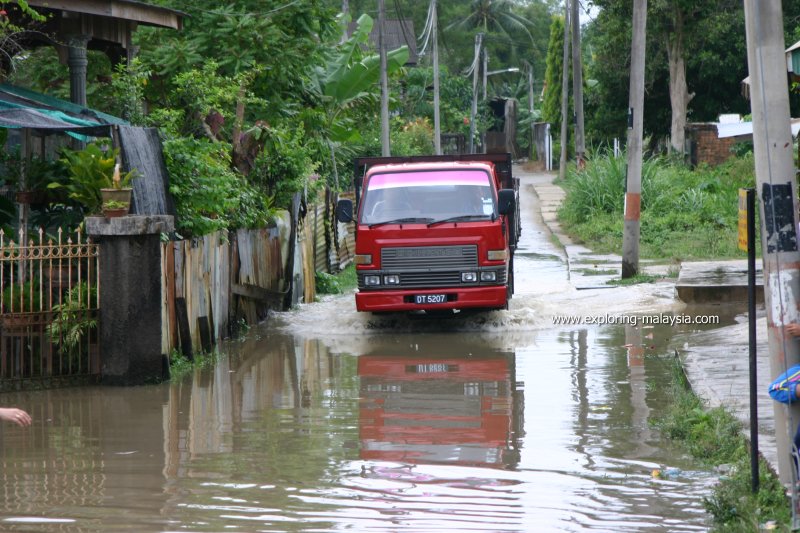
[381,245,478,270]
[356,245,506,289]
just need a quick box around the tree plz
[542,16,567,134]
[584,0,800,147]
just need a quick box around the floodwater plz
[0,174,730,532]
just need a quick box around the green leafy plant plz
[315,271,342,295]
[248,123,319,209]
[102,200,128,210]
[49,142,137,214]
[46,282,97,358]
[163,137,274,237]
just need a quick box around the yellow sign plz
[738,188,748,252]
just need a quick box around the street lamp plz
[486,67,520,76]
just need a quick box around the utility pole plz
[527,62,535,160]
[571,0,585,168]
[469,32,482,154]
[744,0,800,495]
[481,48,488,152]
[621,0,647,279]
[341,1,349,44]
[558,0,570,181]
[431,0,441,155]
[378,0,390,156]
[482,48,488,101]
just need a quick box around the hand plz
[0,407,31,427]
[787,323,800,338]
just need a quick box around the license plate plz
[414,294,447,304]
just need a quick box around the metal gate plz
[0,228,100,389]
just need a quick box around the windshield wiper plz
[368,217,434,228]
[427,214,491,227]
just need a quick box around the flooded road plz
[0,174,729,531]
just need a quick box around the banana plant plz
[307,14,409,186]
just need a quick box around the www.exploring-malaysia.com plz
[552,314,720,327]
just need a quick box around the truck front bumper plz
[355,286,508,313]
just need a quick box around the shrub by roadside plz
[315,264,357,297]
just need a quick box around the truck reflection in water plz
[358,343,523,470]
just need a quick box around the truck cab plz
[337,154,519,314]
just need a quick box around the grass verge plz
[557,151,757,261]
[657,354,791,531]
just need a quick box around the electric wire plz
[417,0,435,57]
[392,0,414,60]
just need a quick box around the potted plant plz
[17,157,65,205]
[99,163,134,210]
[49,142,137,215]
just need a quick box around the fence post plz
[86,215,174,385]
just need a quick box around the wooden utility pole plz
[378,0,390,156]
[744,0,800,492]
[469,32,482,154]
[558,0,570,180]
[571,0,585,167]
[621,0,647,279]
[432,0,441,155]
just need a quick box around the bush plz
[163,137,273,237]
[248,123,319,210]
[315,271,341,295]
[391,117,434,156]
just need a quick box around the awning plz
[0,83,125,138]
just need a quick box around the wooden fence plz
[161,192,355,358]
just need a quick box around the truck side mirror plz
[336,199,354,223]
[497,189,516,216]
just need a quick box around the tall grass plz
[557,151,757,260]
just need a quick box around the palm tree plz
[444,0,535,42]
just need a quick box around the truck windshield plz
[360,170,496,225]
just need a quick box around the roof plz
[25,0,185,30]
[716,118,800,139]
[0,83,126,137]
[741,39,800,98]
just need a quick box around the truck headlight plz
[462,272,477,282]
[480,271,497,281]
[487,249,508,261]
[364,275,381,286]
[355,254,373,265]
[384,275,400,285]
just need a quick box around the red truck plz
[336,153,519,313]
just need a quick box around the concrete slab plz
[677,260,764,304]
